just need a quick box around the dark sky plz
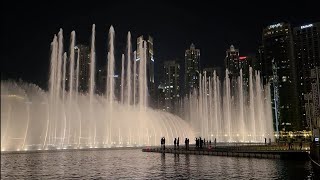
[1,1,319,89]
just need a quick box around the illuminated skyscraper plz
[262,22,300,131]
[163,60,181,112]
[184,43,200,95]
[225,45,240,77]
[75,44,90,92]
[293,22,320,129]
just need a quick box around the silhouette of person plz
[174,138,177,149]
[185,138,188,150]
[177,137,179,149]
[187,138,189,150]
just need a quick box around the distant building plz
[157,83,166,111]
[255,45,264,73]
[96,68,106,95]
[293,22,320,129]
[137,35,155,106]
[75,44,90,92]
[225,45,240,78]
[184,43,200,96]
[163,60,181,112]
[262,22,300,131]
[305,67,320,133]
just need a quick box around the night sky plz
[1,1,319,89]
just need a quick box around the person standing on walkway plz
[174,138,177,150]
[185,138,188,150]
[177,137,179,149]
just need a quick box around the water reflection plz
[1,149,316,179]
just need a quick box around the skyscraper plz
[184,43,200,96]
[163,60,181,112]
[75,44,90,92]
[137,35,155,106]
[225,45,240,77]
[262,22,300,131]
[293,22,320,129]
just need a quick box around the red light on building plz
[239,56,247,60]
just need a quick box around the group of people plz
[264,138,272,145]
[173,137,180,149]
[195,137,216,149]
[185,138,190,150]
[160,137,217,150]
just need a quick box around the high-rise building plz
[262,22,300,131]
[157,83,166,111]
[293,22,320,129]
[256,45,264,73]
[163,60,181,112]
[137,35,155,106]
[184,43,200,96]
[96,68,106,95]
[305,67,320,134]
[75,44,90,92]
[225,45,240,77]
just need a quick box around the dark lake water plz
[1,149,318,179]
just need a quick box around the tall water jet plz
[106,26,115,145]
[75,47,80,101]
[133,51,137,105]
[45,35,57,148]
[107,26,115,102]
[89,25,96,103]
[69,31,76,97]
[238,69,245,141]
[62,53,67,102]
[126,32,132,106]
[121,54,125,104]
[249,67,256,141]
[61,53,67,146]
[224,69,232,141]
[89,24,96,145]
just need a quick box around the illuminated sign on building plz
[239,56,247,60]
[268,23,282,29]
[300,24,313,29]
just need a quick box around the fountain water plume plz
[184,67,273,143]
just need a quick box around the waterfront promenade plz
[142,143,310,160]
